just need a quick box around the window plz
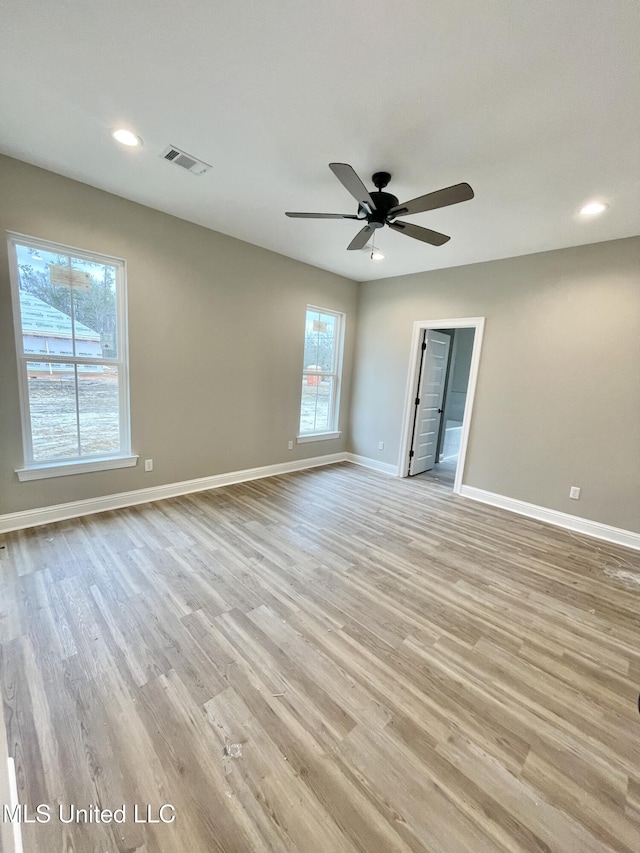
[8,233,135,480]
[298,306,344,441]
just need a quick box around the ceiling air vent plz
[160,145,211,176]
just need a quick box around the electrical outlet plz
[144,459,153,472]
[378,441,384,451]
[569,486,580,500]
[288,440,294,450]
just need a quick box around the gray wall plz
[2,153,639,536]
[350,236,640,533]
[0,155,357,515]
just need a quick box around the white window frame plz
[7,232,137,481]
[297,304,345,442]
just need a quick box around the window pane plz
[15,244,117,360]
[27,362,79,461]
[71,258,118,359]
[303,309,337,373]
[300,375,333,433]
[12,236,129,470]
[78,366,121,456]
[17,243,74,357]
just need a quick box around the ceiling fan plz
[286,163,474,251]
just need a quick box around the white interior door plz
[409,330,451,475]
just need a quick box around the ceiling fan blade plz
[329,163,376,212]
[388,182,474,218]
[347,224,377,251]
[389,221,450,246]
[285,212,359,219]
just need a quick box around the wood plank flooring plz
[1,462,640,852]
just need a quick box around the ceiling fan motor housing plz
[366,190,399,226]
[365,171,398,226]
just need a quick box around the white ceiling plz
[1,0,639,282]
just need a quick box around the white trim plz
[296,431,341,443]
[300,305,345,436]
[398,317,485,494]
[5,455,637,551]
[6,230,132,470]
[0,453,348,533]
[460,485,640,551]
[345,453,399,476]
[16,454,139,481]
[7,758,24,853]
[0,704,15,853]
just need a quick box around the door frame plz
[398,317,485,494]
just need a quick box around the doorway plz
[398,317,484,493]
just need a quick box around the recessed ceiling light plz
[111,128,142,147]
[371,250,385,261]
[579,201,608,216]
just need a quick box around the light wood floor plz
[1,463,640,852]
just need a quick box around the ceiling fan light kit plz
[286,163,474,253]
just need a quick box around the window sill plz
[16,454,139,482]
[296,431,342,444]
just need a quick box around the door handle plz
[437,408,444,413]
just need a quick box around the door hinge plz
[421,341,427,351]
[415,397,420,406]
[409,450,414,458]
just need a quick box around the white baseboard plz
[0,706,18,853]
[5,459,636,553]
[6,758,23,853]
[345,453,399,476]
[460,485,640,551]
[0,453,348,534]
